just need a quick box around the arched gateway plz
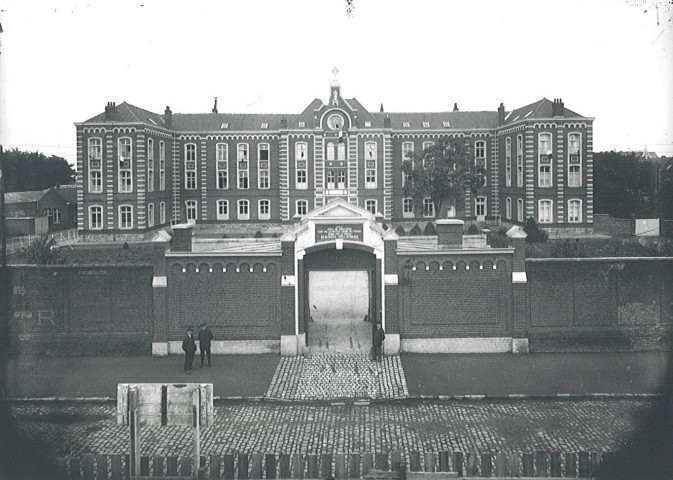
[281,198,397,356]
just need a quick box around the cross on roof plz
[332,67,339,81]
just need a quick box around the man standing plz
[198,322,214,367]
[373,322,385,362]
[182,328,197,373]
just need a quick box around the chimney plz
[104,102,116,121]
[384,114,391,129]
[552,98,564,117]
[453,103,459,112]
[212,97,218,114]
[436,219,464,248]
[164,106,172,129]
[497,103,506,125]
[171,223,193,252]
[380,103,384,113]
[280,118,287,129]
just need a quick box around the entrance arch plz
[302,246,377,354]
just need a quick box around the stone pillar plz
[279,232,298,356]
[507,226,529,353]
[171,224,193,252]
[436,219,464,248]
[383,230,400,355]
[151,253,169,356]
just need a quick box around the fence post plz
[465,453,478,477]
[307,454,319,478]
[409,451,421,472]
[578,452,590,478]
[535,451,548,477]
[452,452,463,477]
[250,453,263,479]
[265,453,276,479]
[238,454,249,479]
[334,454,346,479]
[223,454,235,479]
[348,453,361,479]
[565,452,577,477]
[480,453,491,478]
[278,454,291,479]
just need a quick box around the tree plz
[523,217,548,244]
[1,149,75,192]
[593,151,656,218]
[18,235,63,264]
[401,138,484,219]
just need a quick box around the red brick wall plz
[397,255,512,338]
[166,258,281,341]
[7,265,153,355]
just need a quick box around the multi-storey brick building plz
[75,74,594,240]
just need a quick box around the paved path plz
[6,398,653,459]
[266,355,408,400]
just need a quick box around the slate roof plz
[172,113,293,132]
[374,111,499,130]
[502,98,582,125]
[84,102,166,127]
[54,185,78,204]
[4,189,50,204]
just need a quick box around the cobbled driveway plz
[8,398,652,459]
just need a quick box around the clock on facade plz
[327,114,344,130]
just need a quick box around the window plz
[295,142,308,189]
[296,200,308,216]
[159,141,166,190]
[365,199,377,214]
[505,197,512,219]
[147,139,154,192]
[237,144,249,189]
[402,142,414,185]
[148,203,155,227]
[538,199,552,223]
[403,198,414,218]
[402,122,410,128]
[160,202,166,224]
[118,138,133,192]
[568,133,582,187]
[365,141,377,188]
[52,208,61,224]
[505,138,512,187]
[422,122,430,128]
[337,171,346,189]
[88,138,103,193]
[217,200,229,220]
[119,205,133,229]
[475,141,486,187]
[238,200,249,220]
[185,144,197,190]
[326,171,335,189]
[337,143,346,161]
[217,143,228,189]
[442,121,450,128]
[537,133,553,188]
[298,121,306,128]
[260,123,268,129]
[326,142,335,161]
[517,198,524,222]
[89,206,103,230]
[475,196,486,217]
[258,143,270,189]
[258,199,270,220]
[185,200,197,223]
[568,199,582,223]
[423,198,435,218]
[516,134,524,187]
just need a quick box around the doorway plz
[307,270,372,354]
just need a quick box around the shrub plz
[423,222,436,235]
[467,224,480,234]
[524,217,548,243]
[18,235,64,264]
[489,227,510,248]
[410,224,422,236]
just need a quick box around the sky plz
[0,0,672,166]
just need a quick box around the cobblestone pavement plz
[265,355,409,400]
[7,398,652,459]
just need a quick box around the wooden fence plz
[52,450,613,479]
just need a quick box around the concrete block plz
[152,342,168,356]
[512,338,529,354]
[280,335,298,357]
[402,337,513,353]
[384,334,400,356]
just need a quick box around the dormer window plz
[403,122,410,128]
[261,123,269,129]
[442,121,450,128]
[422,122,430,128]
[298,121,306,128]
[364,121,371,127]
[221,123,229,129]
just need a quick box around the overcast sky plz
[0,0,671,165]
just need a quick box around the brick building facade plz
[75,76,594,240]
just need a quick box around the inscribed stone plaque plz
[315,224,363,242]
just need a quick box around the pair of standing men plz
[182,323,214,373]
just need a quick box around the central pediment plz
[307,198,373,221]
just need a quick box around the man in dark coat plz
[373,323,385,362]
[182,328,197,373]
[198,322,214,367]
